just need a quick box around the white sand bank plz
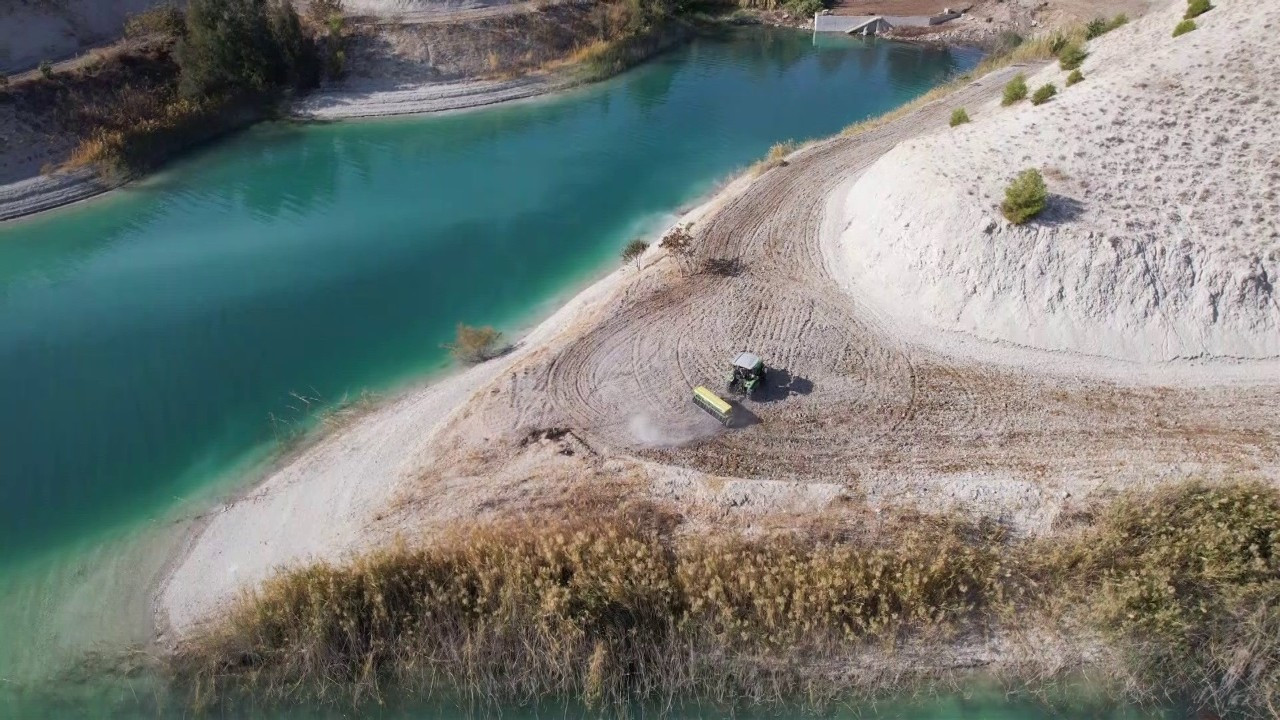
[294,74,560,119]
[834,0,1280,363]
[0,170,107,222]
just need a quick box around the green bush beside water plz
[949,108,970,126]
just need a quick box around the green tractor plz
[725,352,766,395]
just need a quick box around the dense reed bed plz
[173,481,1280,716]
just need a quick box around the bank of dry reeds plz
[173,482,1280,716]
[175,509,1008,710]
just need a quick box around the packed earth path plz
[158,61,1280,639]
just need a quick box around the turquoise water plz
[7,26,1182,717]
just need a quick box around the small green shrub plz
[1066,69,1084,86]
[786,0,824,17]
[38,60,53,79]
[621,239,648,263]
[1001,73,1028,106]
[1057,42,1087,71]
[1108,13,1128,30]
[1184,0,1211,19]
[1173,19,1196,36]
[949,108,970,127]
[1048,33,1069,55]
[1031,83,1057,105]
[1001,169,1048,224]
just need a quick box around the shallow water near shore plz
[0,26,1104,714]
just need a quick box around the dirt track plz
[422,63,1280,529]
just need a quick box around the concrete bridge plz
[813,10,960,34]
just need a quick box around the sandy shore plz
[0,171,111,223]
[294,73,565,119]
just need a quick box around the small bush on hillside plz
[1057,42,1087,71]
[445,323,504,363]
[1066,69,1084,86]
[1084,14,1127,39]
[1173,19,1196,36]
[1031,83,1056,105]
[38,60,53,79]
[1001,169,1047,224]
[621,239,648,263]
[1048,33,1069,55]
[786,0,824,17]
[1001,74,1028,106]
[949,108,970,127]
[1184,0,1211,19]
[124,5,185,38]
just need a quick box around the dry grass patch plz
[751,140,800,176]
[444,323,505,363]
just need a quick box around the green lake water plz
[0,25,1168,718]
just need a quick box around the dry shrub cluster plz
[172,482,1280,714]
[1066,483,1280,715]
[174,511,1007,710]
[444,324,505,364]
[66,87,236,179]
[750,140,799,176]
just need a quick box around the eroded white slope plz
[836,0,1280,363]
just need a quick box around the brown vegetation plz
[171,482,1280,715]
[445,324,505,364]
[751,140,800,176]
